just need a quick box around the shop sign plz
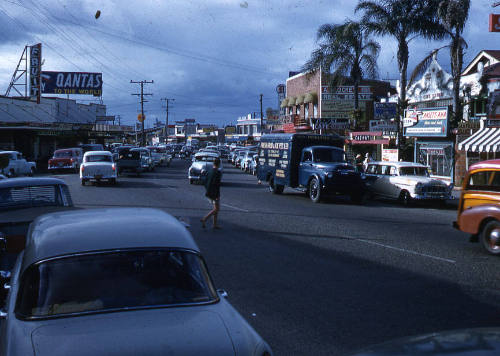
[41,71,103,96]
[225,126,236,134]
[403,107,448,137]
[321,86,372,101]
[369,119,398,132]
[374,102,397,119]
[313,118,350,130]
[350,131,389,145]
[29,44,42,103]
[489,14,500,32]
[382,149,398,162]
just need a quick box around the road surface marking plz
[221,203,249,212]
[358,239,456,264]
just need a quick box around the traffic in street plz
[44,155,500,355]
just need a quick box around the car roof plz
[307,145,344,151]
[55,148,80,152]
[368,161,427,168]
[0,177,67,189]
[469,159,500,171]
[83,150,112,156]
[0,151,18,154]
[22,208,199,271]
[195,151,219,157]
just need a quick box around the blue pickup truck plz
[257,133,365,203]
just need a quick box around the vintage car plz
[454,159,500,255]
[48,148,83,173]
[242,151,257,172]
[154,146,172,166]
[364,161,453,205]
[0,177,75,305]
[0,151,36,177]
[0,208,273,355]
[80,151,117,186]
[79,143,104,155]
[146,146,162,166]
[188,151,222,184]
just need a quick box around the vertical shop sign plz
[30,43,42,103]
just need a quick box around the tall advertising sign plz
[321,85,371,120]
[29,43,42,104]
[489,14,500,32]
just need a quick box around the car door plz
[298,150,314,187]
[371,165,391,198]
[387,166,401,199]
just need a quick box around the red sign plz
[349,131,389,145]
[490,14,500,32]
[283,123,296,133]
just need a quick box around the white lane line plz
[358,239,456,264]
[221,203,249,212]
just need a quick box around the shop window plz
[305,104,309,119]
[313,104,318,117]
[296,106,301,116]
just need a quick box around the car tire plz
[81,179,86,186]
[399,190,412,206]
[110,178,117,185]
[189,179,194,184]
[28,167,35,177]
[309,178,322,203]
[8,169,15,178]
[480,220,500,255]
[269,177,284,194]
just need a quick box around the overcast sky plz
[0,0,497,127]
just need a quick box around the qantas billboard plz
[41,71,102,96]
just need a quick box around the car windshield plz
[16,249,217,318]
[54,151,72,158]
[120,150,139,160]
[0,184,72,210]
[313,148,345,163]
[85,155,112,163]
[399,167,429,177]
[195,155,216,162]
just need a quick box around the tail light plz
[81,165,85,172]
[112,164,116,171]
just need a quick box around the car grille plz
[83,166,113,177]
[421,185,447,194]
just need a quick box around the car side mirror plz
[217,289,228,299]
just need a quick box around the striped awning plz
[458,127,500,152]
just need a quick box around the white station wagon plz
[364,161,453,205]
[80,151,117,186]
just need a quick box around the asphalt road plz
[50,158,500,356]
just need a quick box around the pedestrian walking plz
[363,153,372,171]
[201,157,222,229]
[355,154,364,172]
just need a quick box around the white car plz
[0,151,36,177]
[80,151,117,185]
[364,161,453,205]
[188,151,222,184]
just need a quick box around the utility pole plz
[130,80,153,146]
[161,98,175,143]
[260,94,263,134]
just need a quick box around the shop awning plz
[304,92,317,104]
[296,95,305,105]
[280,99,288,108]
[458,127,500,152]
[287,97,296,106]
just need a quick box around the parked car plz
[48,148,83,173]
[146,146,162,166]
[242,150,257,172]
[180,145,195,159]
[454,159,500,255]
[364,161,453,206]
[80,151,117,185]
[249,154,258,175]
[257,134,365,203]
[0,151,36,177]
[0,177,75,305]
[0,208,273,355]
[188,151,222,184]
[155,146,172,166]
[79,143,104,154]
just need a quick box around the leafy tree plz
[303,19,379,125]
[355,0,444,114]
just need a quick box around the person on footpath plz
[201,157,222,229]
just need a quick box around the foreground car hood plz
[30,308,235,356]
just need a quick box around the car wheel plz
[309,178,322,203]
[81,179,86,186]
[480,220,500,255]
[110,178,117,185]
[8,169,15,178]
[189,179,194,184]
[269,177,284,194]
[28,167,35,177]
[399,190,412,206]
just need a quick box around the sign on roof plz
[403,107,448,137]
[41,71,102,96]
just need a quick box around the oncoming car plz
[80,151,117,186]
[188,151,222,184]
[0,208,272,355]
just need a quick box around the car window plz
[389,166,398,176]
[467,170,500,192]
[375,165,383,175]
[85,155,112,163]
[196,155,216,162]
[313,148,345,163]
[399,167,429,176]
[54,151,72,158]
[0,184,72,210]
[365,165,376,174]
[302,151,312,162]
[15,250,217,318]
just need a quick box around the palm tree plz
[355,0,444,114]
[409,0,470,126]
[303,20,380,123]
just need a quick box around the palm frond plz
[408,45,449,87]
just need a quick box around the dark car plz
[79,144,104,155]
[257,133,365,203]
[116,147,149,175]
